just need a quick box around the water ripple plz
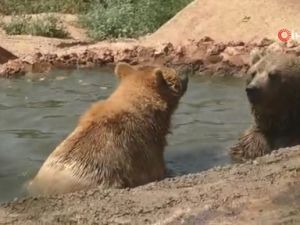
[0,129,55,139]
[0,104,13,110]
[24,100,66,109]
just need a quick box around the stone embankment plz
[1,38,299,78]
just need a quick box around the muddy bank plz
[0,146,299,225]
[1,37,299,78]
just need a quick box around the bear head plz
[246,51,300,131]
[114,63,188,111]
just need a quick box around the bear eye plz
[268,71,280,81]
[250,71,256,79]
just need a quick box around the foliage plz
[0,0,192,40]
[79,0,192,40]
[2,15,69,38]
[0,0,93,15]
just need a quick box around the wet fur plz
[28,63,187,195]
[231,52,300,161]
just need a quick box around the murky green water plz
[0,68,251,203]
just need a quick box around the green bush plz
[0,0,192,40]
[0,0,93,15]
[79,0,192,40]
[2,15,69,38]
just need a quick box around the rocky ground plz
[0,146,299,225]
[1,36,300,79]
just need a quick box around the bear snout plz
[245,85,262,104]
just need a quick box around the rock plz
[200,36,214,42]
[154,43,174,56]
[0,59,26,78]
[206,55,223,64]
[207,43,226,55]
[223,55,248,67]
[287,40,299,48]
[257,38,274,47]
[223,46,241,56]
[228,41,245,47]
[0,46,18,64]
[291,46,300,56]
[266,42,284,53]
[221,46,249,67]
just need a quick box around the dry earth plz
[0,13,91,57]
[0,146,300,225]
[147,0,300,45]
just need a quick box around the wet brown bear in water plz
[28,63,188,195]
[231,51,300,161]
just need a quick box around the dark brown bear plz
[28,63,188,195]
[230,51,300,161]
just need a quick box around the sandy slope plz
[147,0,300,44]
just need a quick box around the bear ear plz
[250,48,264,65]
[115,62,135,79]
[153,68,166,85]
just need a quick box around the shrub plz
[0,0,93,15]
[2,15,69,38]
[0,0,192,40]
[79,0,192,40]
[1,16,27,35]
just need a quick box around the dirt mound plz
[147,0,300,45]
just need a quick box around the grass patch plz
[2,15,69,38]
[0,0,93,15]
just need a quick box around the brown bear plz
[230,51,300,161]
[28,63,188,195]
